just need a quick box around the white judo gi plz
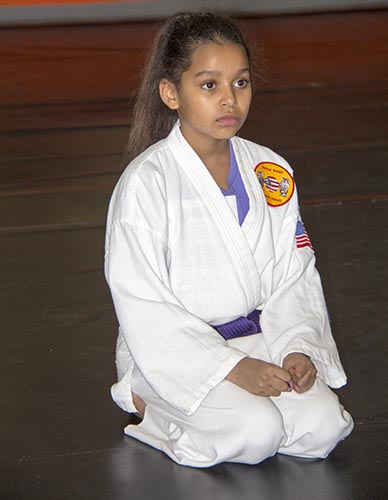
[104,121,353,467]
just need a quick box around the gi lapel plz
[171,123,262,310]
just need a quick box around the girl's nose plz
[220,86,236,107]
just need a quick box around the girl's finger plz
[294,371,316,393]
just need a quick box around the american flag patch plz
[295,221,313,250]
[263,176,279,193]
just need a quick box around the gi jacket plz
[105,122,347,416]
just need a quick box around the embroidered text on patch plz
[254,162,294,207]
[296,221,313,250]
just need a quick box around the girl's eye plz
[201,81,216,90]
[234,79,249,88]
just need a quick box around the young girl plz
[105,11,353,468]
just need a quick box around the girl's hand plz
[226,357,292,397]
[282,353,317,393]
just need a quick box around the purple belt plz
[213,310,262,341]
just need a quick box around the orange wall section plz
[0,0,147,5]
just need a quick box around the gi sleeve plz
[260,185,347,389]
[105,169,246,416]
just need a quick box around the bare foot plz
[132,391,146,419]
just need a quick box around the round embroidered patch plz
[254,162,295,207]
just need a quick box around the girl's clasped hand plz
[133,353,317,416]
[283,352,318,393]
[225,354,317,397]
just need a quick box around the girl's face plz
[160,42,252,155]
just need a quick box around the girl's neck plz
[194,139,231,190]
[196,139,229,162]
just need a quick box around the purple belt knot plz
[213,310,262,341]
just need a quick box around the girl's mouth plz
[216,115,240,126]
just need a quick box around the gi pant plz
[126,334,354,468]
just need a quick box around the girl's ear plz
[159,79,180,110]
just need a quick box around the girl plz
[105,11,353,468]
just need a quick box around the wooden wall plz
[0,10,387,231]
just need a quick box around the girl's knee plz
[283,381,354,459]
[223,397,286,464]
[308,401,354,458]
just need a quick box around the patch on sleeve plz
[254,162,295,207]
[295,219,314,250]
